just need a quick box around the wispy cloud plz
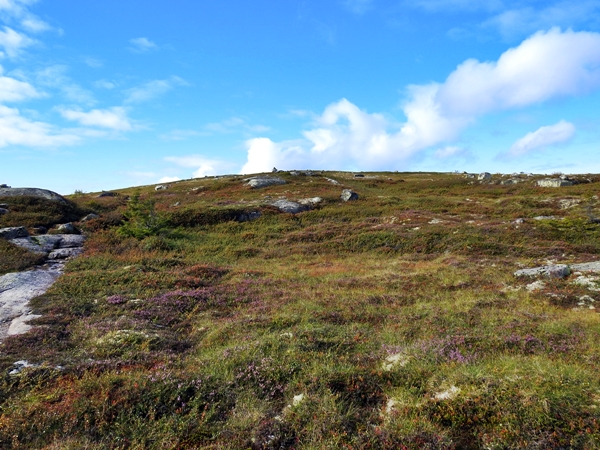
[484,1,600,41]
[241,29,600,173]
[0,68,41,101]
[409,0,503,12]
[124,76,186,104]
[59,107,134,131]
[341,0,374,14]
[0,104,80,147]
[0,26,35,58]
[159,129,201,141]
[37,65,96,104]
[502,121,576,157]
[128,37,158,53]
[203,117,270,135]
[434,146,471,159]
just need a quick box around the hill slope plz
[1,171,600,449]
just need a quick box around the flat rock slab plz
[570,261,600,273]
[7,234,85,254]
[56,234,86,248]
[514,264,571,279]
[0,187,67,203]
[0,267,62,339]
[245,177,287,189]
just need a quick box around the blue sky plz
[1,0,600,194]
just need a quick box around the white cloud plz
[240,29,600,174]
[0,69,41,101]
[165,155,234,178]
[0,26,35,58]
[59,107,134,131]
[124,76,186,104]
[158,176,181,183]
[484,1,600,41]
[504,121,576,157]
[0,105,80,147]
[342,0,374,14]
[128,37,158,53]
[21,16,51,33]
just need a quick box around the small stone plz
[155,185,168,191]
[0,208,8,215]
[298,197,323,206]
[48,248,83,260]
[32,226,48,235]
[354,173,365,178]
[341,189,359,202]
[325,178,341,185]
[0,203,8,208]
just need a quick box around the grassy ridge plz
[1,172,600,448]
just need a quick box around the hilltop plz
[1,171,600,449]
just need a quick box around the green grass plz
[1,172,600,448]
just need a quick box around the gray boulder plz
[0,187,67,203]
[245,177,287,189]
[478,172,492,181]
[537,178,573,188]
[56,234,86,248]
[514,264,570,279]
[0,203,7,208]
[341,189,359,202]
[57,223,78,234]
[272,200,309,214]
[0,208,8,215]
[0,227,29,240]
[325,178,341,185]
[7,237,49,254]
[155,185,168,191]
[0,184,9,188]
[97,191,117,198]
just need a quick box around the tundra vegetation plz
[1,171,600,449]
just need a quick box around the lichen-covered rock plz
[48,248,84,260]
[81,213,100,221]
[57,223,78,234]
[341,189,359,202]
[478,172,492,181]
[537,178,573,187]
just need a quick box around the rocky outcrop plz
[245,176,287,189]
[478,172,492,181]
[0,187,67,203]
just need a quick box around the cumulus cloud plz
[124,76,186,104]
[503,121,576,157]
[128,37,158,53]
[59,107,134,131]
[240,28,600,174]
[0,105,80,147]
[0,26,35,58]
[165,155,234,178]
